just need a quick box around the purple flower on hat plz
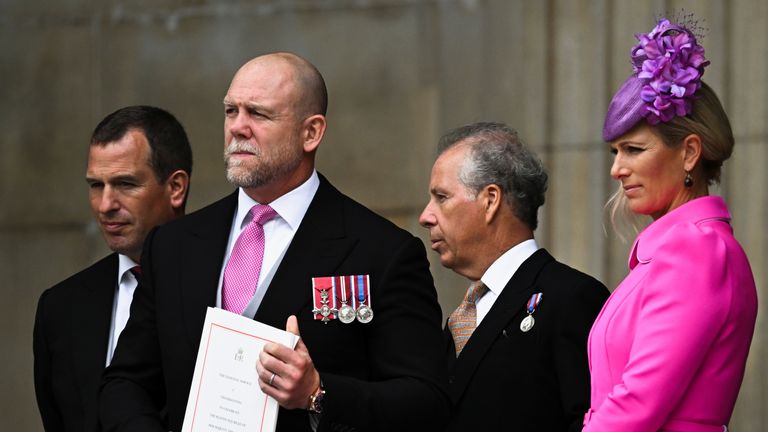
[630,18,709,124]
[603,17,710,141]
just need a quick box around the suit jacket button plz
[448,375,454,384]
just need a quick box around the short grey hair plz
[438,122,548,230]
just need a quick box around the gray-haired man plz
[419,122,609,431]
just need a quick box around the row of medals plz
[314,289,373,324]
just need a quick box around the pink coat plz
[583,196,757,432]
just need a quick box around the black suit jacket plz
[445,249,609,432]
[100,174,449,432]
[34,253,118,432]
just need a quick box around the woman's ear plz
[681,133,703,172]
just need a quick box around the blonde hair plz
[655,81,734,184]
[607,81,734,238]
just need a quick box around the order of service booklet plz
[181,307,298,432]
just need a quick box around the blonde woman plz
[583,18,758,432]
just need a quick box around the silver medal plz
[337,277,355,324]
[312,289,337,324]
[520,314,535,332]
[320,304,331,317]
[338,304,356,324]
[356,304,374,323]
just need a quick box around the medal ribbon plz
[526,292,543,314]
[348,276,357,309]
[331,283,337,310]
[311,277,336,320]
[338,276,349,303]
[356,275,365,303]
[311,277,322,320]
[330,277,338,310]
[354,274,371,308]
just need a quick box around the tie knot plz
[448,280,488,356]
[249,204,278,225]
[129,266,142,279]
[466,281,487,304]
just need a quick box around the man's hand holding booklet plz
[181,307,298,432]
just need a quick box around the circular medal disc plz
[356,304,374,324]
[338,304,356,324]
[520,315,535,332]
[320,304,331,317]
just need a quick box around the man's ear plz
[481,184,502,224]
[302,114,327,153]
[166,170,190,211]
[681,133,703,172]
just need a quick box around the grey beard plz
[224,138,301,189]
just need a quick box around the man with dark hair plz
[33,105,192,432]
[419,122,609,431]
[100,52,449,432]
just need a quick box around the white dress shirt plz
[475,238,539,325]
[105,254,140,366]
[216,171,320,316]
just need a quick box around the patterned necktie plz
[222,204,278,314]
[448,281,488,356]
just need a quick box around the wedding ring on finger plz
[268,372,276,386]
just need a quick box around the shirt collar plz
[629,195,731,269]
[235,170,320,231]
[480,238,539,295]
[117,254,139,282]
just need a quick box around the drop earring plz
[684,172,694,188]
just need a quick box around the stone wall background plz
[2,0,765,429]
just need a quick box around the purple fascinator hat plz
[603,18,710,141]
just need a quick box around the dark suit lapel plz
[180,192,238,344]
[255,175,358,328]
[70,254,118,399]
[448,249,554,402]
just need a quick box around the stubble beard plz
[102,227,142,262]
[224,138,302,189]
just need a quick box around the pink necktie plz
[222,204,278,314]
[448,281,488,356]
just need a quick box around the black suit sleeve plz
[553,277,609,432]
[99,229,167,432]
[318,236,450,432]
[33,290,66,431]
